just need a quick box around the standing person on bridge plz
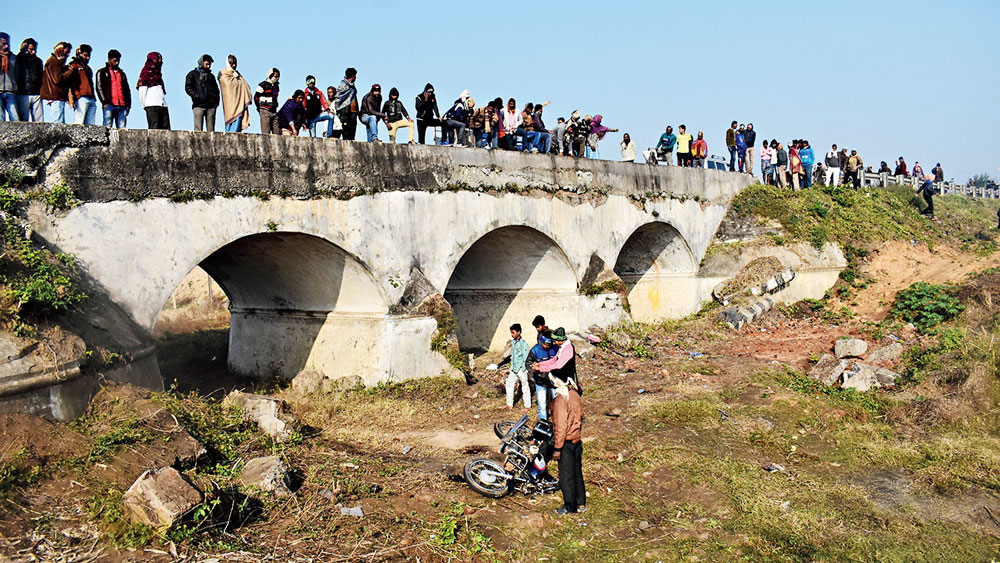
[789,141,802,190]
[0,33,16,121]
[726,121,737,171]
[67,44,96,125]
[414,83,440,144]
[825,144,842,186]
[799,141,815,188]
[744,123,757,175]
[656,126,676,165]
[691,132,708,168]
[675,124,693,167]
[383,87,414,144]
[41,42,73,123]
[185,54,219,132]
[735,125,747,173]
[620,133,636,162]
[137,52,169,130]
[759,140,773,183]
[14,38,44,122]
[334,68,359,141]
[303,75,333,138]
[218,55,252,133]
[933,163,944,183]
[95,49,130,129]
[845,150,863,189]
[533,327,585,515]
[912,161,924,182]
[894,157,907,177]
[505,324,532,412]
[254,68,280,135]
[774,141,788,188]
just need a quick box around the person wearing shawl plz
[40,41,74,123]
[0,33,17,121]
[217,54,252,133]
[620,133,635,162]
[533,328,585,515]
[586,114,617,159]
[136,51,169,130]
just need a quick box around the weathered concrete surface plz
[1,122,759,413]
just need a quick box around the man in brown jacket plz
[535,327,585,515]
[67,44,96,125]
[41,41,73,123]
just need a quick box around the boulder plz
[568,333,597,359]
[808,354,849,387]
[874,367,898,387]
[240,455,293,497]
[291,369,325,395]
[868,343,904,365]
[223,391,294,442]
[123,467,202,528]
[834,338,868,359]
[841,362,880,392]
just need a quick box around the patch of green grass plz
[152,386,258,466]
[647,397,721,426]
[891,282,965,334]
[0,447,44,498]
[26,183,78,210]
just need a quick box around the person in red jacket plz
[95,49,130,128]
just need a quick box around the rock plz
[841,362,880,392]
[240,455,293,497]
[638,520,651,531]
[874,367,898,387]
[222,391,295,442]
[291,369,325,395]
[834,338,868,359]
[321,375,364,393]
[123,467,202,528]
[340,506,364,517]
[568,334,597,359]
[868,343,904,365]
[808,354,849,386]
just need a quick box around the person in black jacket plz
[414,83,440,144]
[773,141,788,188]
[14,38,43,122]
[744,123,757,175]
[95,49,130,128]
[359,84,385,142]
[184,54,220,132]
[254,68,280,134]
[382,87,413,144]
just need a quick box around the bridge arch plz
[613,221,701,321]
[444,226,579,352]
[155,231,393,383]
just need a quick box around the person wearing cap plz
[40,42,74,123]
[359,84,385,142]
[185,54,220,132]
[254,68,281,135]
[916,175,936,218]
[382,87,414,144]
[528,330,556,420]
[334,68,359,141]
[533,327,585,515]
[655,126,676,165]
[414,83,440,144]
[0,32,16,121]
[505,324,531,411]
[95,49,130,128]
[303,75,333,138]
[14,38,43,122]
[67,44,96,125]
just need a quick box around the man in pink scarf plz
[217,54,252,132]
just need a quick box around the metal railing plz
[859,173,999,199]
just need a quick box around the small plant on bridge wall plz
[26,183,79,210]
[265,219,279,232]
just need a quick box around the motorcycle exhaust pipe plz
[482,469,514,481]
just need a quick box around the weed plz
[26,183,78,210]
[891,282,965,334]
[0,447,44,498]
[168,190,196,204]
[265,219,279,232]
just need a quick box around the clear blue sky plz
[7,0,999,180]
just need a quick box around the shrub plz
[26,183,79,210]
[891,282,965,334]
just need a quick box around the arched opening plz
[613,222,699,321]
[154,232,389,391]
[444,226,578,352]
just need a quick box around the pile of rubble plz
[808,338,904,392]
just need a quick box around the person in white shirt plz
[825,144,842,186]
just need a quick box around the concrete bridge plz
[0,123,753,418]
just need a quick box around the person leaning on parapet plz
[744,123,757,175]
[799,140,815,189]
[303,75,333,138]
[67,44,96,125]
[587,115,617,159]
[0,32,17,121]
[825,144,842,186]
[414,83,440,144]
[533,327,585,516]
[41,42,74,123]
[383,87,414,144]
[218,54,252,133]
[14,38,43,122]
[333,67,359,141]
[95,49,130,128]
[773,141,788,188]
[254,68,280,135]
[359,83,385,142]
[932,163,944,183]
[655,126,676,165]
[505,324,531,412]
[878,161,892,175]
[185,54,220,131]
[136,52,169,130]
[691,131,708,168]
[278,89,306,136]
[674,124,693,167]
[726,120,738,171]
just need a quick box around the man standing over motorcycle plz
[533,327,585,515]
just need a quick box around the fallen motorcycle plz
[463,415,559,498]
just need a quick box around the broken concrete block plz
[291,369,325,395]
[240,455,292,497]
[123,467,202,528]
[835,338,868,359]
[841,362,880,392]
[808,354,849,387]
[868,343,904,365]
[223,391,294,442]
[568,334,597,359]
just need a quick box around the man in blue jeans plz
[0,33,17,121]
[529,315,555,420]
[726,121,738,171]
[303,76,332,138]
[359,84,385,142]
[95,49,130,128]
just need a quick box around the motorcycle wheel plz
[464,458,511,499]
[493,420,533,441]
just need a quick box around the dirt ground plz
[0,244,998,561]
